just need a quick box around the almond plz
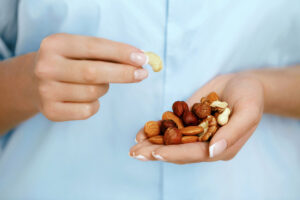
[148,135,164,145]
[144,121,161,138]
[182,136,199,144]
[179,126,204,136]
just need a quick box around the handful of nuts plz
[144,92,231,145]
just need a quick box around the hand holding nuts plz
[144,92,231,145]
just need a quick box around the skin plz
[130,67,300,164]
[0,33,148,135]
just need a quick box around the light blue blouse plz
[1,0,300,199]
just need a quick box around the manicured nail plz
[152,152,164,161]
[209,139,227,158]
[134,154,148,161]
[135,138,138,143]
[134,69,148,81]
[130,52,147,66]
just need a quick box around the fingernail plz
[209,139,227,158]
[134,69,148,81]
[130,52,147,66]
[134,154,148,161]
[152,151,164,161]
[135,138,138,143]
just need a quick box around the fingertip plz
[152,151,165,161]
[209,139,227,158]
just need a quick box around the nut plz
[161,120,177,134]
[162,111,184,129]
[192,103,211,119]
[144,121,161,138]
[164,127,182,145]
[182,111,199,126]
[145,52,163,72]
[210,100,228,113]
[182,136,199,144]
[207,92,219,103]
[148,135,164,145]
[217,107,231,126]
[179,126,204,136]
[198,115,218,142]
[172,101,189,117]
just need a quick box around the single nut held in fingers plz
[182,111,199,126]
[161,120,177,134]
[148,135,164,145]
[144,121,161,138]
[182,136,199,144]
[172,101,189,117]
[217,107,231,126]
[162,111,184,129]
[192,103,211,119]
[145,52,163,72]
[164,127,182,145]
[179,126,204,136]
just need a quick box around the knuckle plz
[34,61,51,79]
[80,104,95,119]
[42,102,57,121]
[82,66,97,83]
[86,85,99,98]
[40,33,65,51]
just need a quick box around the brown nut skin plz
[172,101,189,117]
[149,135,164,145]
[182,136,199,144]
[182,111,199,126]
[192,103,211,119]
[161,120,177,134]
[144,121,161,138]
[179,126,204,136]
[198,115,218,142]
[164,127,182,145]
[207,92,219,103]
[162,111,184,129]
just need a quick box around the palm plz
[130,74,264,164]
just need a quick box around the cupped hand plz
[32,33,148,121]
[130,73,264,164]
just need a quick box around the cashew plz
[217,107,231,126]
[199,120,208,134]
[210,100,228,109]
[145,52,163,72]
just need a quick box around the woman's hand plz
[33,33,148,121]
[130,73,264,164]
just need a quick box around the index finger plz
[42,33,146,67]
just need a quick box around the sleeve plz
[0,0,19,61]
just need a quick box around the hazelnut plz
[164,127,182,145]
[192,103,211,119]
[182,111,199,126]
[172,101,189,117]
[161,120,177,134]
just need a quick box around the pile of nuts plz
[144,92,231,145]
